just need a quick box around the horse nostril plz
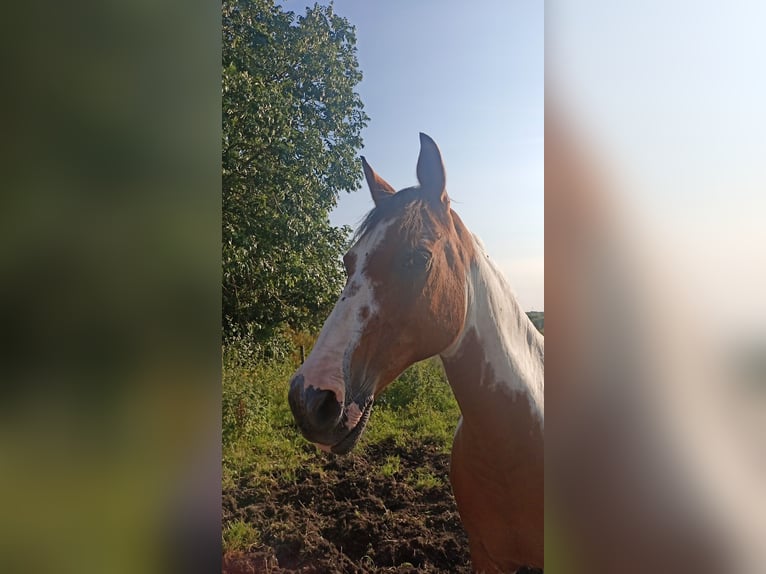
[288,374,343,435]
[304,387,342,431]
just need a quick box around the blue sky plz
[282,0,544,311]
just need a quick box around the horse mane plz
[354,187,436,245]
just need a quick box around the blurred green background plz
[1,2,221,573]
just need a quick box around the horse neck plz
[440,235,544,431]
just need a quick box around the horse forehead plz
[350,217,395,267]
[351,197,460,270]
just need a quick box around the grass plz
[223,519,261,553]
[361,359,461,453]
[407,468,443,490]
[223,313,544,490]
[222,351,312,490]
[222,345,461,491]
[379,455,401,477]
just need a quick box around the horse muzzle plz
[288,373,373,455]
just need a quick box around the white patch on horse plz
[295,220,393,404]
[442,234,544,425]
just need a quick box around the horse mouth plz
[329,399,374,455]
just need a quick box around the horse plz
[288,133,544,573]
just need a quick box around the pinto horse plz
[288,134,544,573]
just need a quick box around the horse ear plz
[416,133,448,206]
[361,156,395,206]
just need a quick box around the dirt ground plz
[223,438,541,573]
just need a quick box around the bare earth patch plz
[223,438,541,573]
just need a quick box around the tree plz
[222,0,368,346]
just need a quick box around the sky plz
[282,0,544,311]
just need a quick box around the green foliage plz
[224,322,295,364]
[527,311,544,334]
[364,359,461,452]
[222,0,369,343]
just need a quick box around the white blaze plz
[296,220,392,404]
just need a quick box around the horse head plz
[288,133,474,454]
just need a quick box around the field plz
[222,316,543,573]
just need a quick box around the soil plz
[223,437,541,573]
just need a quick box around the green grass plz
[361,359,461,453]
[407,468,443,490]
[379,455,401,477]
[222,347,461,489]
[222,518,261,553]
[222,351,310,490]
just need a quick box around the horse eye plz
[404,248,432,270]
